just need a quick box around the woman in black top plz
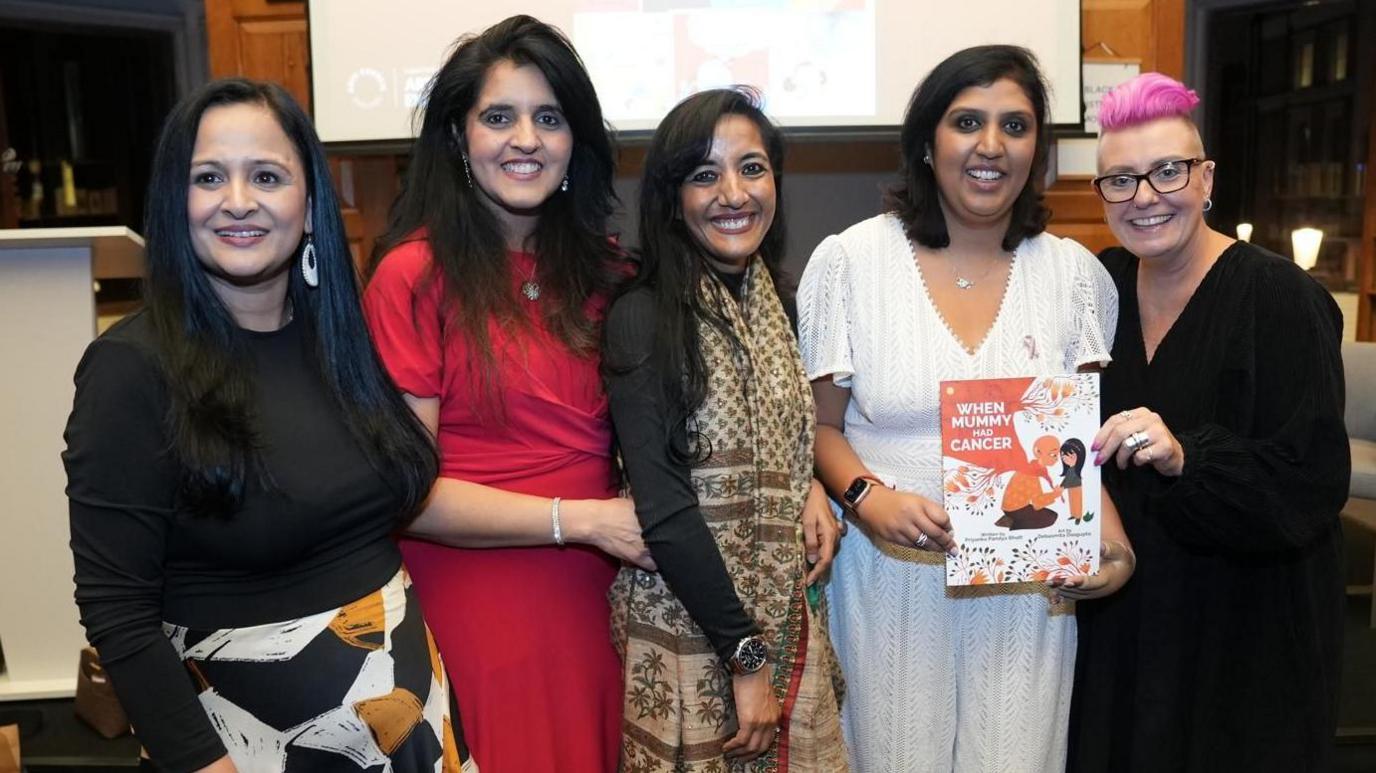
[1068,73,1348,773]
[604,88,847,771]
[63,79,473,772]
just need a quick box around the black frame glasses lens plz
[1094,159,1202,203]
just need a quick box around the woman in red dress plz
[363,15,652,772]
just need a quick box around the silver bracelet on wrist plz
[551,496,564,546]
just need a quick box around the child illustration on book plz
[995,434,1063,530]
[1060,438,1087,522]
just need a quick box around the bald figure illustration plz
[996,434,1063,530]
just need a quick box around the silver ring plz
[1118,410,1134,421]
[914,532,930,549]
[1125,431,1149,451]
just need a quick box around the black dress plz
[1068,242,1349,772]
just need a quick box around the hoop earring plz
[560,175,569,193]
[1203,198,1214,213]
[300,234,319,288]
[462,154,473,188]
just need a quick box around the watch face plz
[843,478,870,505]
[735,636,769,673]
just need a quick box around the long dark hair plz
[885,44,1053,251]
[142,77,437,519]
[615,87,787,460]
[370,15,621,388]
[1060,438,1087,478]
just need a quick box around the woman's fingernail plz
[1094,454,1104,466]
[1090,440,1101,451]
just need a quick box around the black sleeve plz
[63,338,227,771]
[604,290,760,662]
[1150,265,1350,552]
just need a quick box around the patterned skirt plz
[613,569,849,773]
[161,569,476,772]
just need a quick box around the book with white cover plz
[940,374,1101,586]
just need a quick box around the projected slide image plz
[308,0,1080,143]
[575,0,873,126]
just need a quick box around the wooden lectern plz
[0,226,145,700]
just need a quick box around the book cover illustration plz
[940,374,1101,586]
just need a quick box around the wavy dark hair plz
[369,15,621,393]
[142,77,437,519]
[614,87,787,460]
[885,44,1053,251]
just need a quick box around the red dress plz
[364,240,621,773]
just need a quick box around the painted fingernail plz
[1094,454,1104,466]
[1090,440,1101,451]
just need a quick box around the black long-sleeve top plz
[604,279,762,663]
[1068,242,1350,773]
[63,311,405,771]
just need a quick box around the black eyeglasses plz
[1092,158,1206,203]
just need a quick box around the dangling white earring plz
[560,175,569,192]
[301,235,319,288]
[923,145,933,165]
[462,154,473,188]
[1203,198,1214,212]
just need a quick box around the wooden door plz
[206,0,311,112]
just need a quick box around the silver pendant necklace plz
[520,261,540,301]
[947,251,1000,290]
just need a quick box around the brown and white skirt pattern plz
[162,569,475,772]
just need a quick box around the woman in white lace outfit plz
[798,46,1137,773]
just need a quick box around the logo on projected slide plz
[403,69,433,109]
[347,68,388,110]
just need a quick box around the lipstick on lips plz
[965,166,1006,187]
[710,213,756,234]
[215,227,268,247]
[501,157,542,179]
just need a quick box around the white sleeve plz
[1065,239,1119,371]
[797,233,855,387]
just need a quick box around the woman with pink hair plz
[1067,73,1348,772]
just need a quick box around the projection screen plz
[308,1,1082,144]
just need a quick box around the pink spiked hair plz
[1097,73,1200,132]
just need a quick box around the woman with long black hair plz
[604,87,847,771]
[64,78,471,771]
[363,15,650,772]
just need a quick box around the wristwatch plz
[842,475,884,511]
[727,635,769,675]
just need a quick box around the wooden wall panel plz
[233,19,310,111]
[207,0,311,110]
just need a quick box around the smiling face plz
[187,102,310,299]
[1096,116,1213,262]
[463,59,572,242]
[930,77,1037,231]
[679,114,777,272]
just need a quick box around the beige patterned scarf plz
[611,257,846,772]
